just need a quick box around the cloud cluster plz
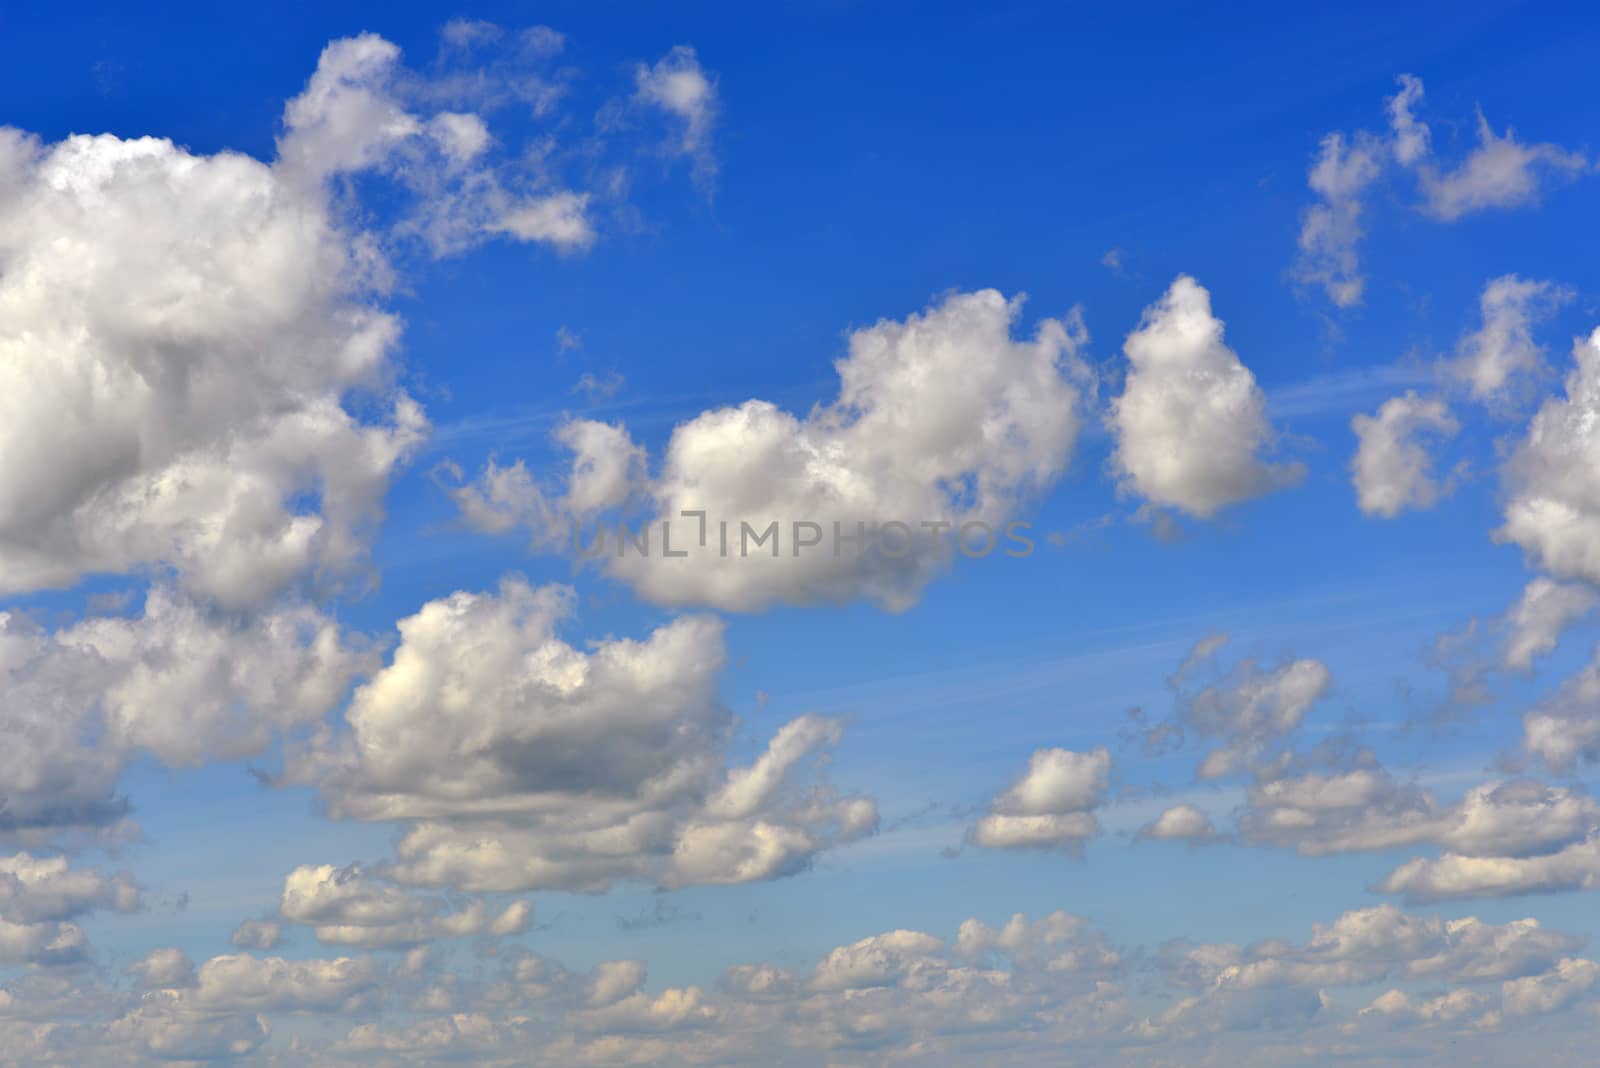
[291,577,875,891]
[1295,75,1589,307]
[456,289,1094,612]
[277,863,531,947]
[0,854,140,966]
[0,588,366,838]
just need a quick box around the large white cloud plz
[1108,276,1302,519]
[292,577,875,891]
[0,123,423,607]
[0,32,616,610]
[579,289,1093,611]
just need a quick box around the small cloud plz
[573,370,625,403]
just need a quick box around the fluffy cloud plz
[1294,129,1385,306]
[0,588,365,837]
[1242,765,1600,862]
[1224,750,1600,903]
[634,46,719,188]
[1109,276,1302,518]
[1380,835,1600,902]
[0,29,664,611]
[1504,577,1596,671]
[1522,644,1600,770]
[277,864,531,947]
[439,419,647,545]
[0,854,138,967]
[582,289,1092,611]
[1142,905,1583,1040]
[292,577,874,891]
[1497,327,1600,586]
[1445,276,1573,403]
[1137,803,1219,842]
[0,122,424,607]
[1351,391,1459,517]
[970,747,1110,852]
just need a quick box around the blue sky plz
[2,2,1600,1065]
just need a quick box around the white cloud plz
[1445,275,1573,403]
[1243,767,1600,862]
[597,289,1092,612]
[1109,276,1302,518]
[291,577,874,891]
[1523,644,1600,771]
[278,863,530,947]
[1504,577,1596,672]
[0,589,364,836]
[1137,803,1218,842]
[635,46,719,188]
[0,123,424,607]
[1500,957,1600,1017]
[1417,112,1587,222]
[971,748,1110,852]
[1294,131,1384,306]
[0,854,138,927]
[1380,834,1600,902]
[1350,391,1459,517]
[128,948,196,990]
[1294,75,1588,308]
[1498,328,1600,586]
[1387,73,1431,166]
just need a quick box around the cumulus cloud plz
[1109,276,1302,518]
[970,747,1111,852]
[290,577,874,891]
[0,854,138,967]
[569,289,1092,612]
[0,123,424,607]
[1522,644,1600,771]
[0,30,637,612]
[1497,327,1600,585]
[0,589,365,837]
[1350,391,1459,517]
